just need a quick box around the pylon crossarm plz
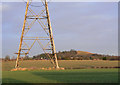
[23,37,50,41]
[23,38,50,40]
[24,37,49,38]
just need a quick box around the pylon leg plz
[45,0,59,68]
[15,0,29,68]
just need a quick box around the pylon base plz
[11,67,65,71]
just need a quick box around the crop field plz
[2,60,118,71]
[2,60,119,83]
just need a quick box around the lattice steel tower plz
[15,0,59,68]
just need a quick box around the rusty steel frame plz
[15,0,59,68]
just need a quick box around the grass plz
[2,69,118,83]
[2,60,118,71]
[2,60,119,83]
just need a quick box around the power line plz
[22,0,51,8]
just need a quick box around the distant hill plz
[76,51,93,56]
[31,49,119,60]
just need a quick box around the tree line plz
[3,49,120,61]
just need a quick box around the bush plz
[5,55,10,61]
[102,57,107,60]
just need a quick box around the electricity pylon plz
[15,0,59,68]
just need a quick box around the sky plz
[2,2,118,58]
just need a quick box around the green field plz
[2,69,118,83]
[2,60,119,83]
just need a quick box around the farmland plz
[2,60,119,83]
[2,69,118,83]
[2,60,118,71]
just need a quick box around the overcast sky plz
[2,2,118,58]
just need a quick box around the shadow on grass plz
[31,71,118,83]
[2,78,40,85]
[2,78,26,83]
